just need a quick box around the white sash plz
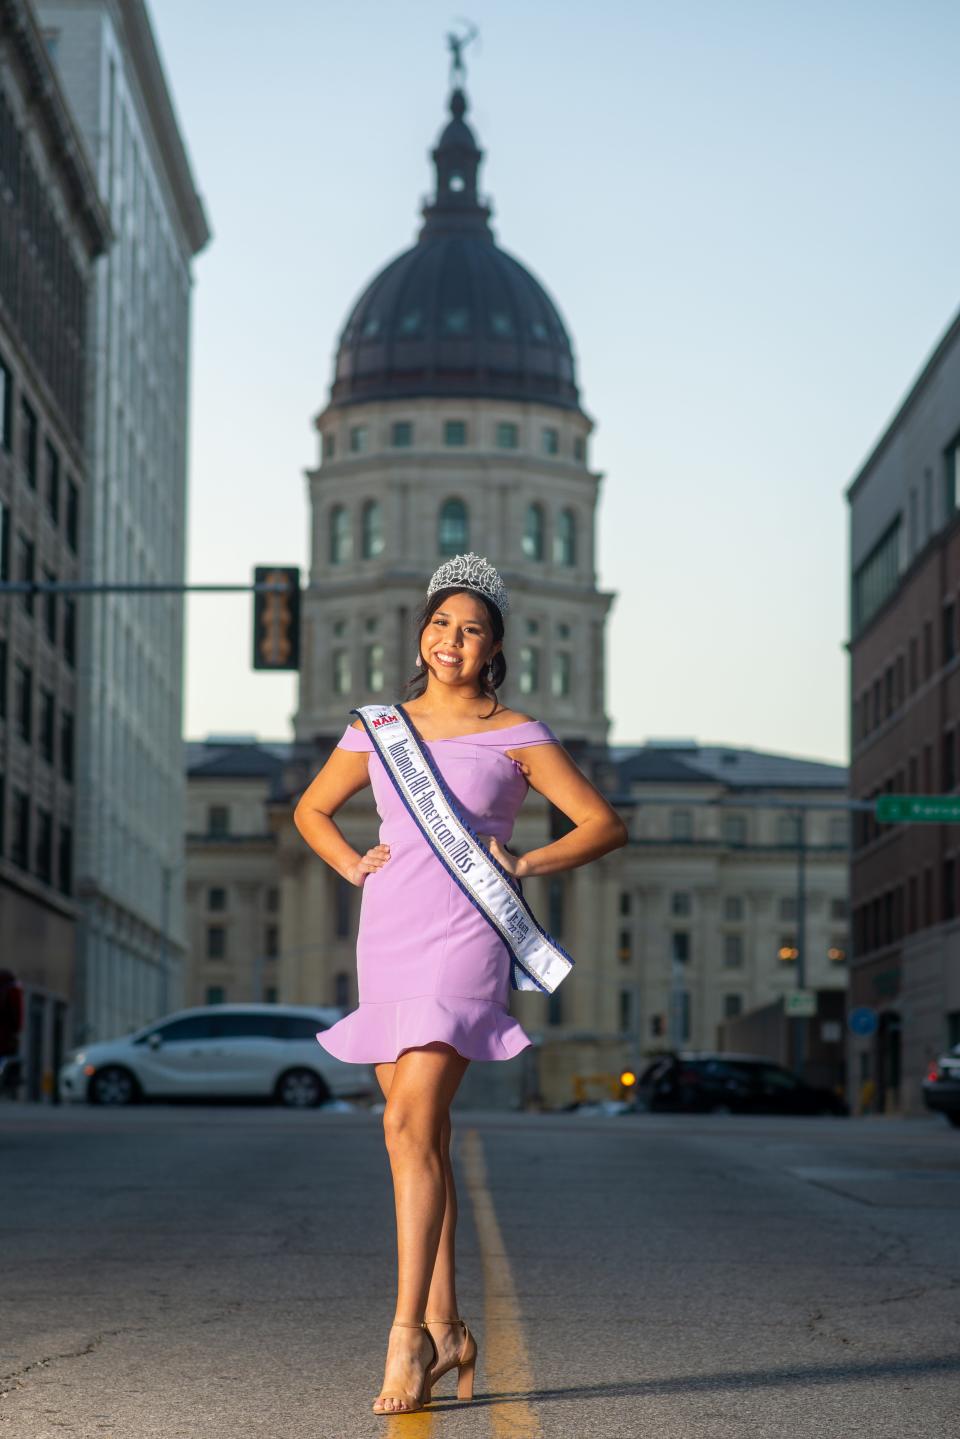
[354,703,573,994]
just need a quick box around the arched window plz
[438,498,469,556]
[365,642,384,692]
[361,499,384,559]
[522,502,544,561]
[554,508,576,566]
[329,505,352,565]
[519,645,539,695]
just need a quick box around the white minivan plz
[58,1003,372,1108]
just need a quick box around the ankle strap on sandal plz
[391,1320,427,1329]
[424,1317,464,1325]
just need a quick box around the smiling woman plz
[291,551,627,1415]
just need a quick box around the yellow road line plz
[461,1128,543,1439]
[385,1405,434,1439]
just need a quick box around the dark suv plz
[922,1045,960,1127]
[636,1052,847,1116]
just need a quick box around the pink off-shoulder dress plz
[315,717,559,1064]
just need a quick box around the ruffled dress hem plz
[316,995,532,1064]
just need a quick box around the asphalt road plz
[1,1102,958,1439]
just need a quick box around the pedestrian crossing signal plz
[253,566,300,671]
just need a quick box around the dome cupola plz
[328,84,580,412]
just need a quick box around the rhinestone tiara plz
[426,552,510,617]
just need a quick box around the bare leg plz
[371,1044,469,1413]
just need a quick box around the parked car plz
[59,1004,372,1108]
[922,1045,960,1127]
[636,1052,848,1116]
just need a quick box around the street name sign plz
[876,795,960,824]
[783,989,817,1018]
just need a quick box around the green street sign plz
[876,795,960,824]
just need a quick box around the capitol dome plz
[329,88,580,412]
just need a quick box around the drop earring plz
[415,653,423,667]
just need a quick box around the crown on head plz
[426,552,510,617]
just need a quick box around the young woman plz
[293,553,627,1415]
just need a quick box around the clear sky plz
[148,0,960,762]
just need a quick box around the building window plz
[66,478,79,553]
[551,651,572,698]
[777,814,801,846]
[391,421,413,448]
[542,426,559,455]
[547,987,564,1026]
[20,399,37,487]
[332,648,351,694]
[444,420,467,447]
[830,896,847,920]
[265,925,279,959]
[723,934,744,968]
[779,896,797,921]
[496,421,519,450]
[264,987,278,1004]
[829,816,849,847]
[335,875,352,937]
[670,810,693,842]
[60,709,74,781]
[44,441,60,524]
[0,498,8,581]
[0,352,11,450]
[618,928,632,964]
[35,808,52,882]
[522,502,544,560]
[671,931,690,963]
[573,436,586,463]
[17,532,35,615]
[945,436,960,516]
[334,971,350,1007]
[671,891,692,917]
[554,507,576,566]
[266,886,279,913]
[208,805,229,836]
[852,518,901,635]
[206,926,226,959]
[618,988,634,1033]
[943,602,957,665]
[63,598,76,667]
[39,688,54,762]
[722,813,747,846]
[679,991,691,1042]
[724,895,744,921]
[619,890,632,917]
[361,499,384,558]
[518,645,539,694]
[365,642,385,691]
[723,993,743,1019]
[438,498,468,555]
[43,569,57,644]
[205,986,225,1005]
[322,432,336,461]
[208,886,226,911]
[329,504,352,564]
[548,877,564,936]
[11,790,29,869]
[349,425,368,454]
[14,661,31,742]
[58,823,72,895]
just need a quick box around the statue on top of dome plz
[446,21,478,88]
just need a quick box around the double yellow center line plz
[386,1127,541,1438]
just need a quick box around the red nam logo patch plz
[372,713,398,727]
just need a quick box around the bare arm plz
[292,734,391,887]
[490,742,628,878]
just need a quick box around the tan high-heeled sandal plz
[372,1321,437,1416]
[424,1317,478,1401]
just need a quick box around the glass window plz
[619,891,632,916]
[11,789,29,868]
[519,645,539,694]
[45,441,60,523]
[852,518,901,635]
[779,896,797,921]
[0,497,8,580]
[724,895,744,921]
[554,508,576,566]
[210,1012,274,1039]
[349,425,368,454]
[551,653,571,698]
[58,823,72,895]
[14,661,31,741]
[322,432,336,461]
[365,642,384,692]
[438,498,468,555]
[335,875,352,937]
[208,806,229,835]
[39,688,54,762]
[670,810,693,842]
[66,478,78,553]
[329,505,352,564]
[276,1014,325,1041]
[573,436,586,463]
[266,886,280,913]
[157,1015,216,1042]
[63,599,75,667]
[444,420,467,447]
[618,929,632,963]
[206,926,226,959]
[208,886,226,911]
[777,814,801,846]
[391,421,413,448]
[361,499,384,559]
[671,891,691,916]
[618,988,634,1033]
[496,422,519,450]
[332,648,351,694]
[442,308,470,334]
[43,568,57,645]
[35,807,52,882]
[829,816,849,847]
[60,710,74,782]
[542,427,559,456]
[723,934,743,968]
[722,813,747,846]
[17,532,35,615]
[723,993,743,1019]
[522,502,544,560]
[202,989,225,1007]
[0,352,11,450]
[671,932,690,963]
[830,896,847,919]
[20,399,37,487]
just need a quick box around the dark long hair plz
[401,585,507,719]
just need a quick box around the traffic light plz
[253,566,300,671]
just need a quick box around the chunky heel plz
[425,1317,478,1404]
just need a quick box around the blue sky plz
[149,0,960,762]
